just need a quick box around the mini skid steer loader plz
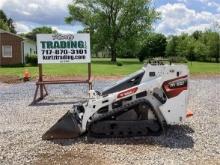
[42,63,192,140]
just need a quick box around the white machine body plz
[80,64,190,132]
[42,63,192,140]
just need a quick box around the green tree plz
[192,30,202,40]
[138,33,167,62]
[186,37,196,61]
[202,31,219,62]
[0,10,7,22]
[193,41,209,61]
[0,10,16,33]
[66,0,159,62]
[166,35,178,57]
[166,30,219,63]
[25,26,57,41]
[177,35,197,61]
[0,19,10,31]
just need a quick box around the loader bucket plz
[42,111,82,140]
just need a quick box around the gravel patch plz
[0,78,219,165]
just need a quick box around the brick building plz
[0,29,24,66]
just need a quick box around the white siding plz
[23,40,37,56]
[23,40,37,63]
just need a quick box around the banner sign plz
[37,33,91,64]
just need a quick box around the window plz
[2,45,12,58]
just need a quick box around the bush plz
[116,61,123,66]
[25,54,38,66]
[138,54,145,62]
[138,48,148,62]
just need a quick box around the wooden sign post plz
[33,33,92,103]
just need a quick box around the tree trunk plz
[110,48,117,62]
[110,31,118,62]
[216,56,219,63]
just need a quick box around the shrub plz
[25,54,38,66]
[137,47,148,62]
[116,61,123,66]
[138,54,145,62]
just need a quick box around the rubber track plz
[87,99,162,138]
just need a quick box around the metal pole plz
[88,63,92,90]
[39,64,44,99]
[88,63,91,80]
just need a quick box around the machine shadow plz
[29,99,87,106]
[51,125,194,149]
[29,101,78,106]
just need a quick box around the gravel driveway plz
[0,78,219,165]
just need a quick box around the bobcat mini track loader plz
[42,63,193,140]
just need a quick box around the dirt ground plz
[0,75,123,84]
[0,75,22,84]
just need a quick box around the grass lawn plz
[0,58,219,78]
[187,61,220,74]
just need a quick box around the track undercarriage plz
[88,100,162,138]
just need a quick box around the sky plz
[0,0,219,35]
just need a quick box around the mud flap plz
[42,111,82,140]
